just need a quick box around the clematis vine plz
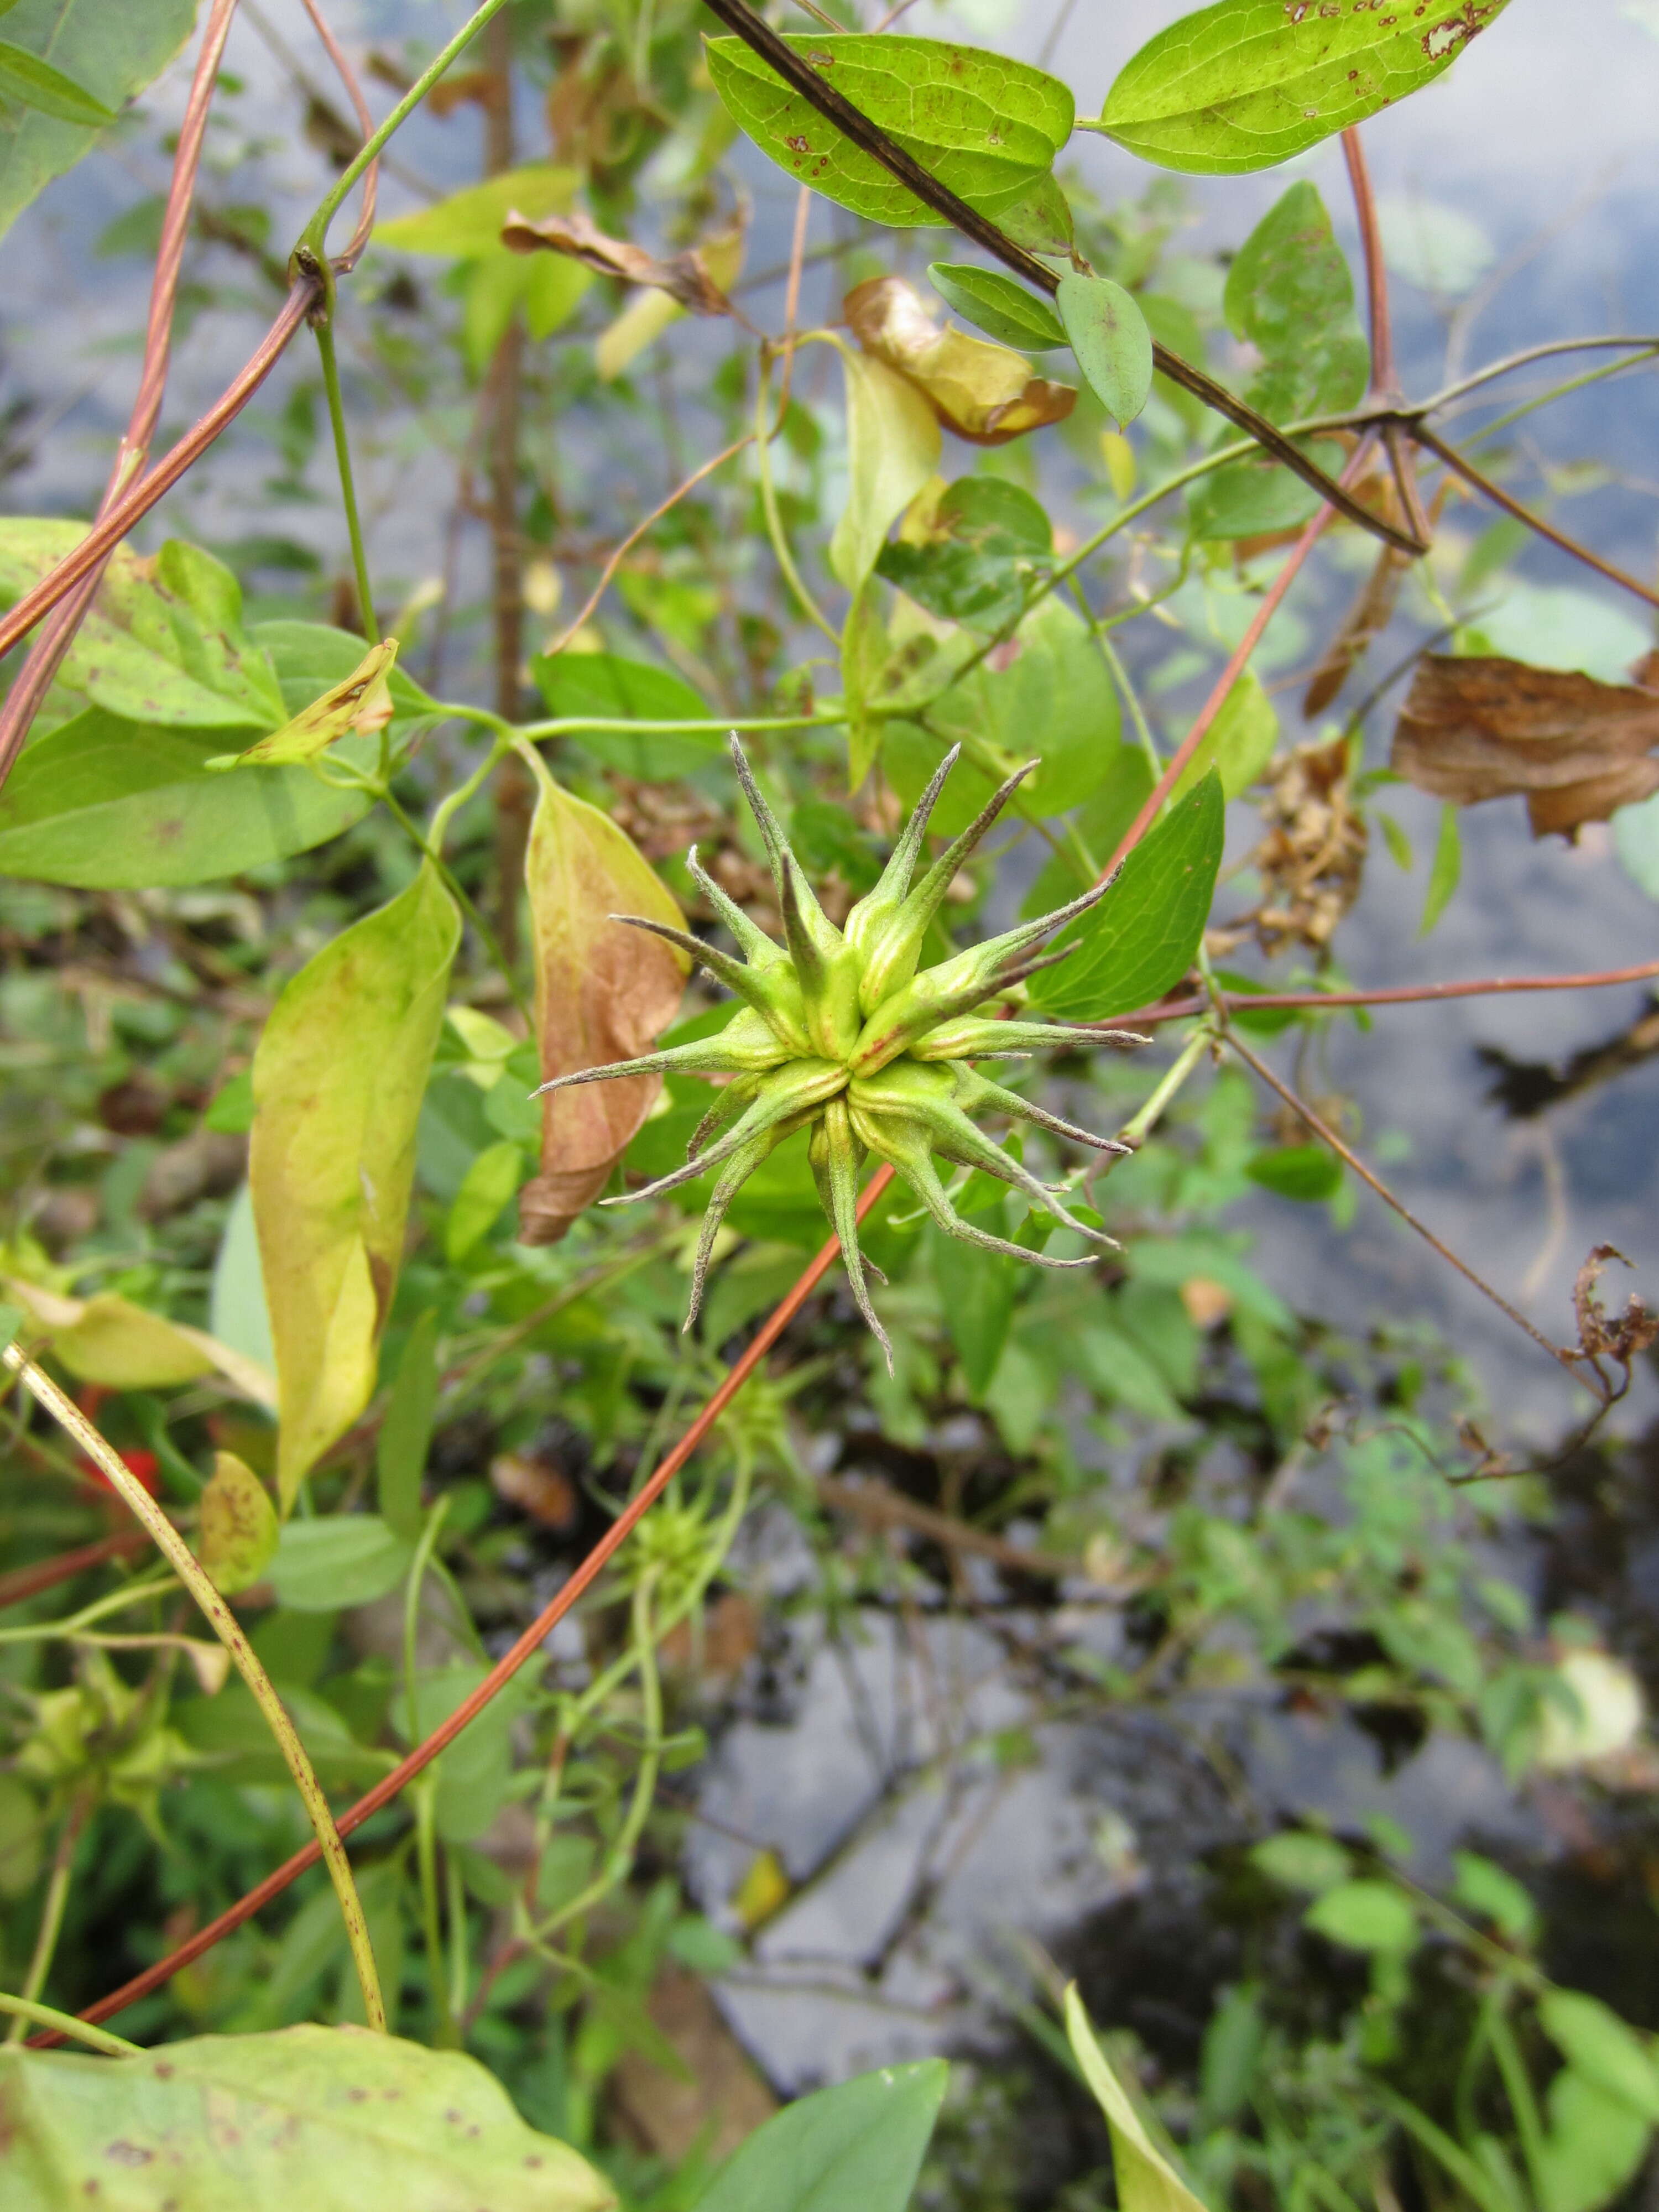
[535,738,1145,1365]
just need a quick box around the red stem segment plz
[1120,960,1659,1027]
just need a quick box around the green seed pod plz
[544,738,1144,1365]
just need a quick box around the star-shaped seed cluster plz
[537,738,1145,1364]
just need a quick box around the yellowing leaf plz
[375,165,582,257]
[732,1847,792,1929]
[206,640,399,773]
[4,1277,275,1407]
[844,276,1075,447]
[251,865,460,1505]
[828,343,941,594]
[197,1451,279,1596]
[519,759,688,1244]
[1065,1985,1210,2212]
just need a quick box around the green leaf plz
[1057,272,1154,430]
[209,1183,276,1381]
[375,164,582,256]
[1223,184,1369,422]
[1245,1144,1342,1203]
[1096,0,1515,176]
[1421,802,1462,936]
[1538,1991,1659,2124]
[251,866,461,1507]
[690,2058,947,2212]
[529,651,720,780]
[1303,1879,1418,1955]
[1251,1830,1351,1895]
[377,1309,441,1542]
[0,2024,614,2209]
[0,41,112,126]
[1451,1852,1538,1945]
[1065,1985,1209,2212]
[265,1516,417,1612]
[1031,772,1224,1020]
[927,262,1067,350]
[876,476,1052,633]
[1188,439,1348,542]
[1535,2066,1652,2212]
[0,711,374,889]
[829,345,941,592]
[446,1140,524,1262]
[1168,669,1278,804]
[0,1300,20,1356]
[0,0,196,239]
[0,526,285,729]
[704,33,1072,229]
[197,1451,279,1597]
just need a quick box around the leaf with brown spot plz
[502,208,737,316]
[843,276,1075,448]
[519,758,688,1245]
[197,1451,279,1596]
[1391,653,1659,839]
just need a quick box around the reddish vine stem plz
[1342,127,1395,399]
[0,0,241,789]
[1120,959,1659,1027]
[295,0,381,272]
[0,1531,148,1612]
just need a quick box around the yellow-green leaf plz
[1065,1985,1211,2212]
[251,865,461,1505]
[519,758,688,1244]
[0,2023,615,2209]
[828,343,941,593]
[1169,668,1278,804]
[206,640,398,772]
[3,1277,275,1407]
[375,165,581,257]
[197,1452,279,1596]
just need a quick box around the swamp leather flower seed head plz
[534,738,1145,1366]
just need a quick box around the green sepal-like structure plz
[534,738,1146,1368]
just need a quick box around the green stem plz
[755,348,839,643]
[403,1497,456,2043]
[429,731,512,854]
[0,1567,179,1646]
[2,1345,387,2034]
[7,1790,89,2043]
[1118,1026,1213,1151]
[512,709,845,745]
[296,0,518,264]
[0,1990,140,2056]
[1487,2006,1552,2209]
[315,313,379,646]
[1088,619,1163,785]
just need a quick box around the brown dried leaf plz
[1571,1244,1659,1374]
[1304,544,1411,716]
[843,276,1074,447]
[1392,653,1659,840]
[502,207,734,316]
[519,755,688,1246]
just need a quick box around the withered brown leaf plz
[843,276,1074,448]
[1392,651,1659,839]
[1570,1244,1659,1380]
[502,207,735,317]
[1305,544,1412,716]
[518,756,688,1245]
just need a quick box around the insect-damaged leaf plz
[0,2023,614,2211]
[0,526,285,729]
[197,1451,279,1597]
[1095,0,1515,176]
[705,33,1071,228]
[1056,272,1154,431]
[205,640,398,771]
[251,864,460,1507]
[845,276,1076,450]
[1391,653,1659,839]
[518,757,688,1245]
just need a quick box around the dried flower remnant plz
[1234,736,1368,958]
[535,739,1145,1364]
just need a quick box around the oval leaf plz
[927,262,1068,350]
[0,2024,614,2209]
[1098,0,1515,176]
[265,1517,416,1612]
[197,1452,280,1597]
[705,33,1072,228]
[251,864,461,1505]
[692,2059,947,2212]
[520,758,688,1244]
[1057,272,1154,430]
[1031,772,1224,1019]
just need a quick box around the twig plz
[1221,1032,1578,1381]
[295,0,380,270]
[0,0,240,789]
[1414,422,1659,611]
[694,0,1421,555]
[1115,961,1659,1027]
[5,1345,385,2033]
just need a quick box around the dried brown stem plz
[1413,421,1659,612]
[0,0,241,789]
[1223,1030,1577,1380]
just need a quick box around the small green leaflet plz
[1031,772,1224,1020]
[1056,272,1153,430]
[1246,1145,1342,1203]
[690,2059,947,2212]
[705,34,1072,228]
[1094,0,1514,175]
[1421,802,1462,936]
[927,263,1067,351]
[0,42,112,126]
